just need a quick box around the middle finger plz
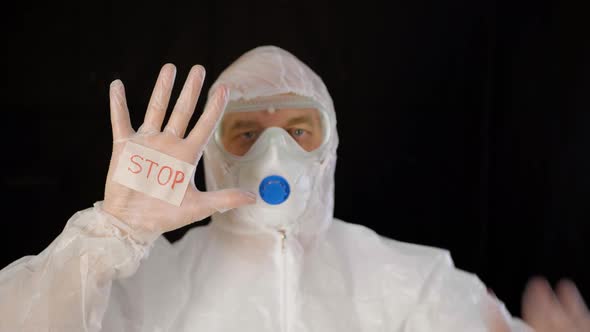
[164,65,205,138]
[141,63,177,133]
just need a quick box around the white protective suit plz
[0,46,532,332]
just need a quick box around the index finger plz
[142,63,177,133]
[185,85,229,153]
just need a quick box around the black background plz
[3,0,589,317]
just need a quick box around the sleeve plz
[0,202,159,332]
[402,252,534,332]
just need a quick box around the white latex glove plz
[103,63,256,239]
[521,277,590,332]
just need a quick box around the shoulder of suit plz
[329,218,455,275]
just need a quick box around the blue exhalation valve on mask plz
[259,175,290,205]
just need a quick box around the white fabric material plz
[0,46,532,331]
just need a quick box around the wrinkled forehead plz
[224,93,323,114]
[221,108,322,131]
[221,93,331,131]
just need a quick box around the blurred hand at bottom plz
[522,277,590,332]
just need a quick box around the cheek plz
[231,137,260,156]
[300,133,323,152]
[310,132,323,150]
[222,137,245,156]
[228,145,249,156]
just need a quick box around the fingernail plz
[170,65,177,82]
[193,64,205,78]
[110,79,122,88]
[244,191,257,202]
[216,207,231,214]
[216,84,229,99]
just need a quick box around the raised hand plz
[522,277,590,332]
[103,64,256,237]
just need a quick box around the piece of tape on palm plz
[113,142,196,206]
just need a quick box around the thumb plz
[190,189,257,220]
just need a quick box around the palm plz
[103,64,255,236]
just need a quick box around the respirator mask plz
[213,94,331,230]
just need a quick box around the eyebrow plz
[285,115,315,127]
[227,120,260,132]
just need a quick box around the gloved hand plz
[103,64,256,239]
[522,277,590,332]
[487,277,589,332]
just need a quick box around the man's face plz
[220,108,323,156]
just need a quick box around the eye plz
[291,128,305,137]
[241,131,257,140]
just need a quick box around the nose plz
[265,127,291,145]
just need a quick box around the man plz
[0,46,588,331]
